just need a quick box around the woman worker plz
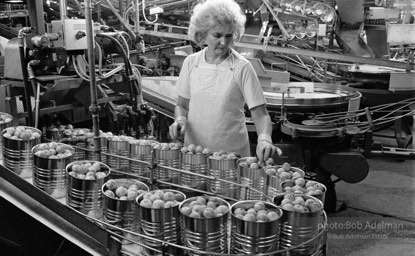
[169,0,281,164]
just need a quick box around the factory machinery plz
[0,0,414,255]
[0,0,414,204]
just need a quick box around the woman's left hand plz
[256,140,282,165]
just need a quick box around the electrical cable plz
[96,33,138,107]
[131,63,154,72]
[95,41,103,76]
[117,31,131,57]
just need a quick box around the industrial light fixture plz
[3,0,25,3]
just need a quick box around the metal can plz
[45,127,63,142]
[0,112,13,161]
[237,158,267,200]
[86,136,107,163]
[153,148,181,185]
[106,136,131,173]
[280,179,327,204]
[207,155,239,199]
[136,189,186,255]
[2,126,42,178]
[230,200,282,254]
[103,178,149,244]
[61,128,91,161]
[129,141,153,179]
[180,152,208,191]
[265,165,305,198]
[66,160,111,219]
[274,193,324,255]
[32,142,75,198]
[179,196,230,255]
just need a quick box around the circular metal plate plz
[265,83,361,111]
[281,115,346,138]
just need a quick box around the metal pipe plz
[18,27,34,127]
[134,0,140,34]
[85,0,102,161]
[27,60,40,128]
[27,0,45,34]
[60,0,67,20]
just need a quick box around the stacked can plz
[207,152,240,199]
[180,144,209,191]
[265,163,305,198]
[102,178,149,244]
[2,126,41,178]
[152,142,181,186]
[0,112,13,161]
[230,200,282,254]
[179,196,230,255]
[66,160,111,219]
[129,139,154,179]
[274,193,324,255]
[106,135,132,174]
[136,189,186,255]
[237,157,267,200]
[60,128,90,161]
[32,142,74,198]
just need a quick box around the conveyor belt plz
[0,164,121,256]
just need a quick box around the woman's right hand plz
[169,116,187,140]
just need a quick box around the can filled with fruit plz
[136,189,186,255]
[86,135,108,163]
[32,142,75,198]
[180,144,209,191]
[152,142,181,185]
[179,195,230,255]
[230,200,282,254]
[2,126,42,178]
[129,139,154,179]
[102,178,149,244]
[280,179,327,204]
[0,112,13,161]
[237,157,269,200]
[66,160,111,219]
[207,152,240,199]
[106,135,132,173]
[265,163,305,198]
[61,128,90,161]
[273,193,324,255]
[45,126,62,142]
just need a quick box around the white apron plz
[184,50,250,157]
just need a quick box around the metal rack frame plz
[0,144,329,256]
